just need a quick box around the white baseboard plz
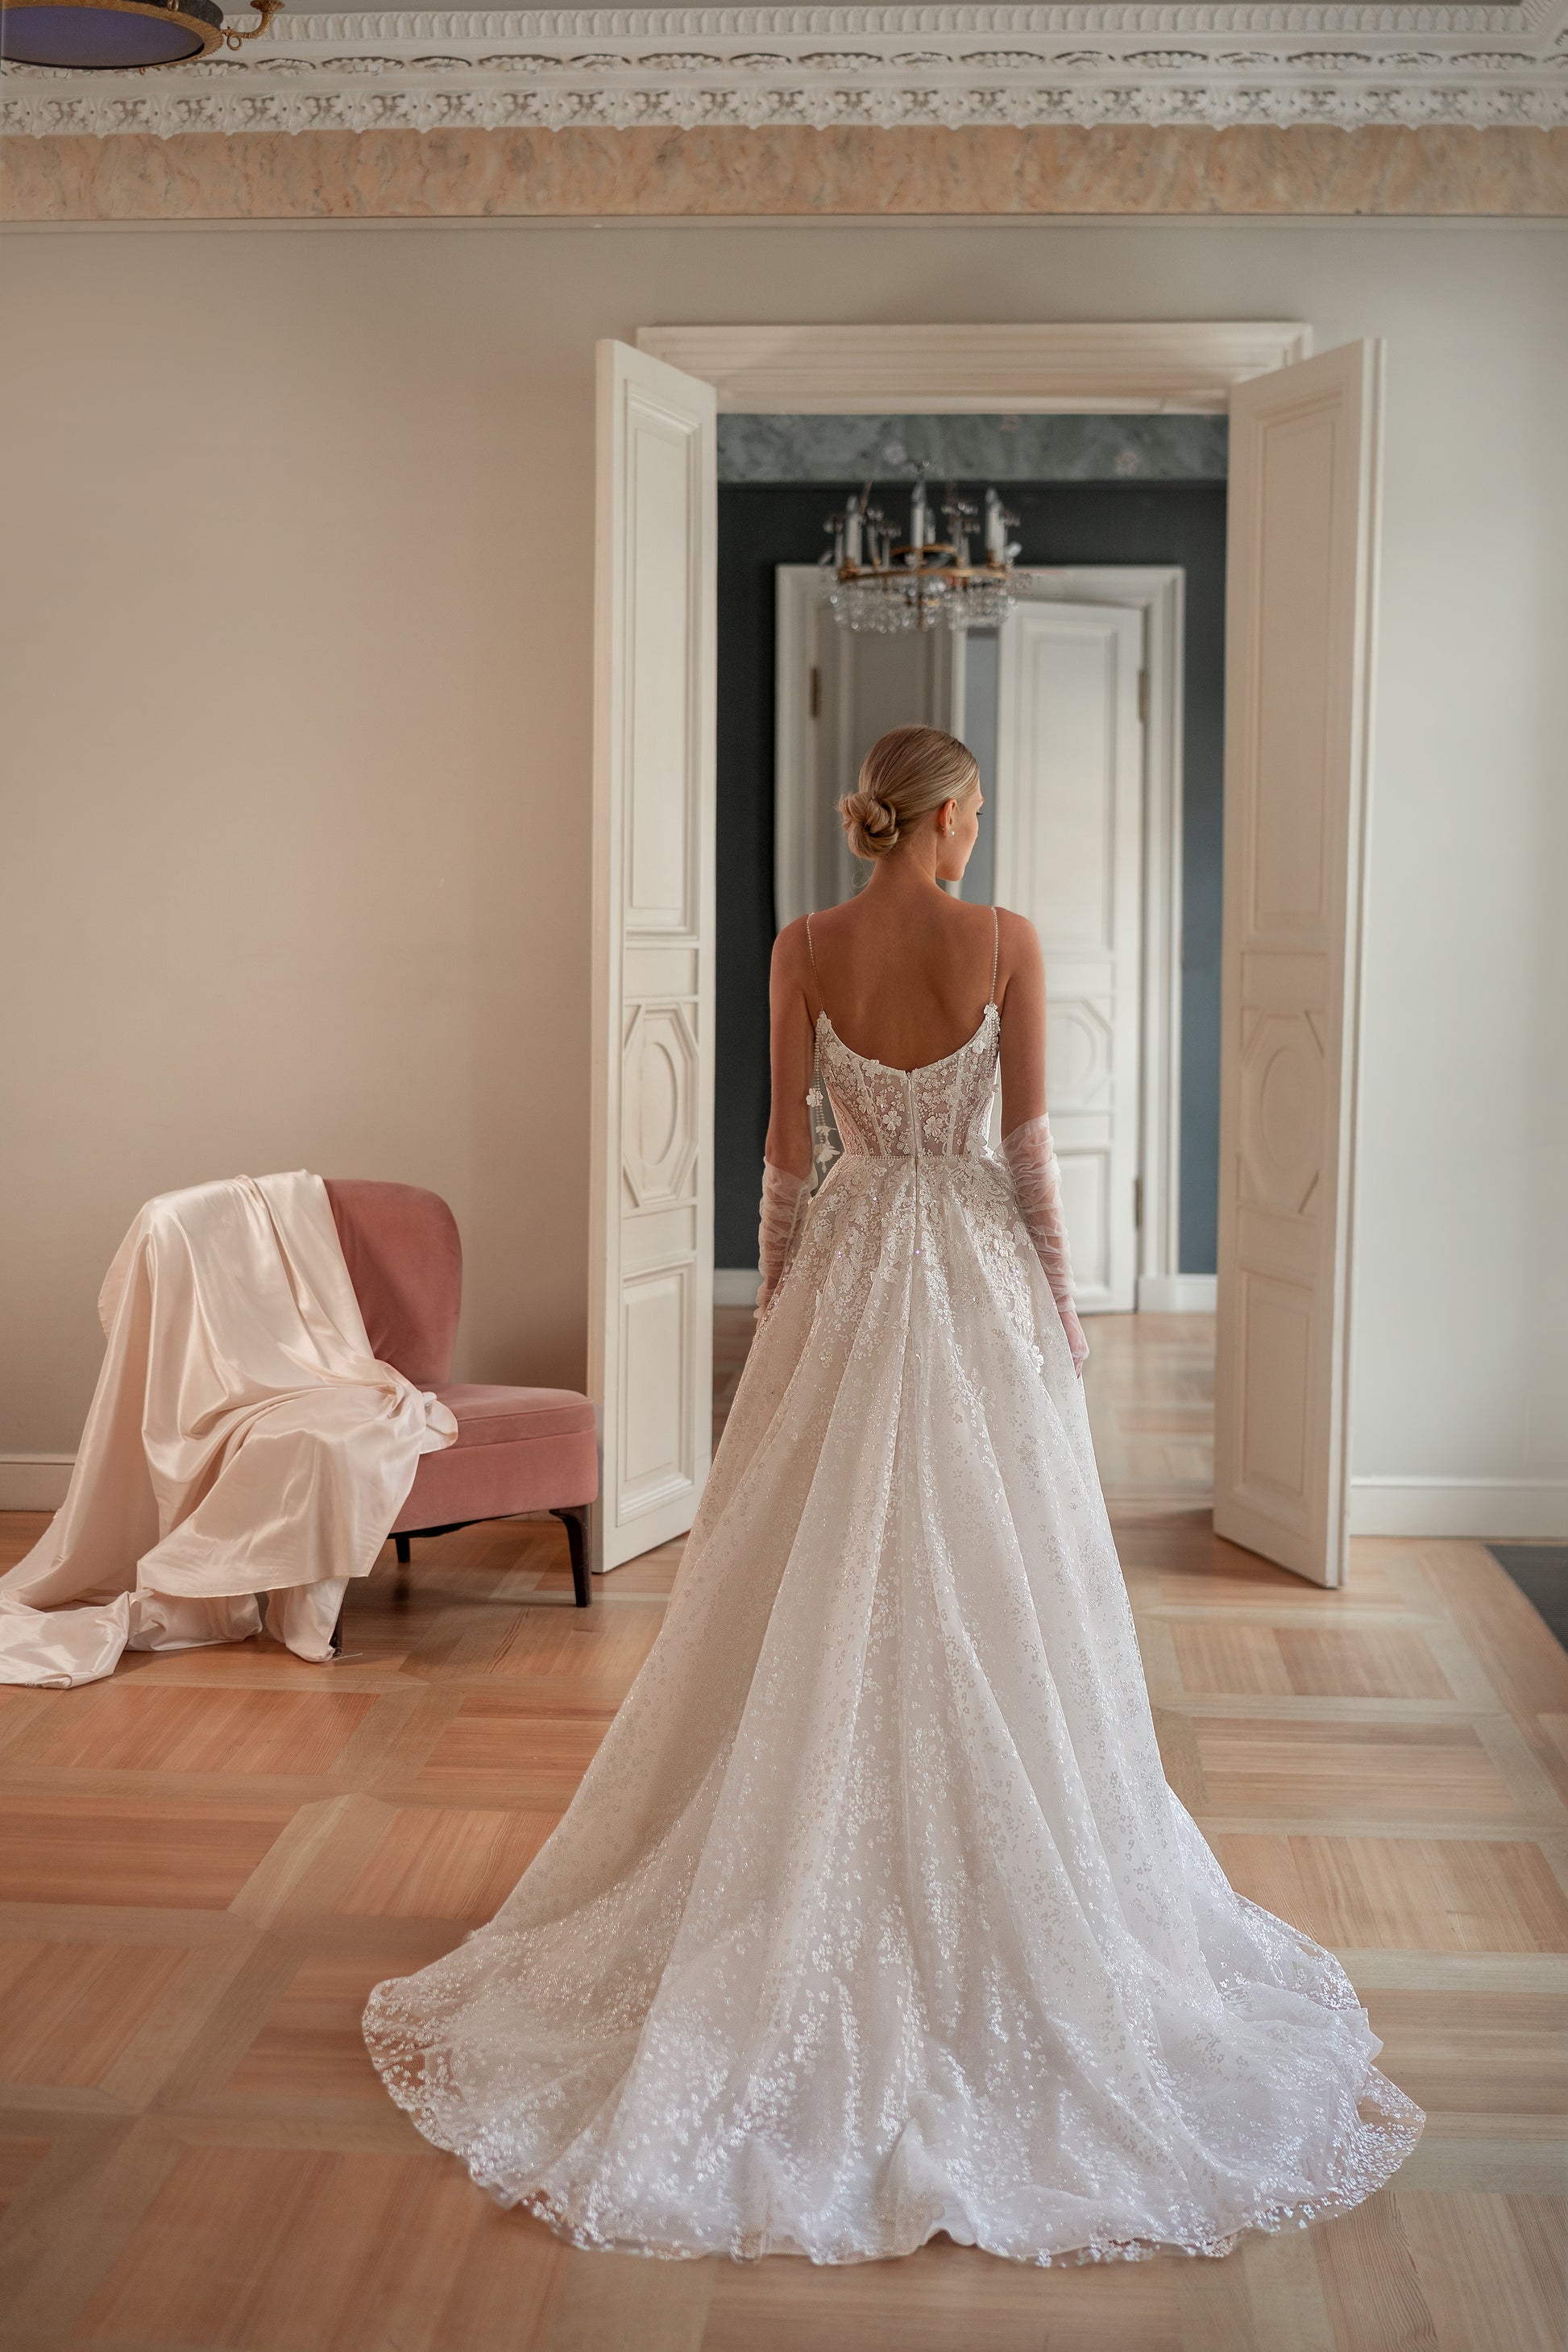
[714,1267,761,1308]
[1136,1274,1217,1313]
[1350,1477,1568,1540]
[0,1454,74,1511]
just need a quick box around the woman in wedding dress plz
[364,724,1422,2265]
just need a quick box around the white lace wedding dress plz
[363,994,1422,2266]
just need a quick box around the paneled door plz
[993,600,1144,1314]
[1214,340,1384,1587]
[590,341,717,1571]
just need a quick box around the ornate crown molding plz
[4,0,1566,139]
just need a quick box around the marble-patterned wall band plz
[2,124,1565,223]
[717,413,1228,484]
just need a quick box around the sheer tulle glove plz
[756,1163,811,1321]
[1002,1115,1089,1375]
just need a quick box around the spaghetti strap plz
[805,911,823,1018]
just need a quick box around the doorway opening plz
[595,328,1380,1586]
[713,421,1229,1331]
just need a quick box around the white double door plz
[591,334,1383,1590]
[588,342,716,1572]
[1213,339,1384,1587]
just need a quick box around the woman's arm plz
[755,922,817,1318]
[764,919,816,1184]
[994,910,1088,1375]
[996,907,1047,1138]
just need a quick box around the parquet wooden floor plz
[0,1313,1563,2350]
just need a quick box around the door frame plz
[637,324,1311,415]
[611,321,1384,1576]
[774,560,1187,1308]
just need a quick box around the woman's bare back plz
[803,890,1000,1072]
[766,878,1047,1181]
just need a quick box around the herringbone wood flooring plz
[0,1313,1562,2350]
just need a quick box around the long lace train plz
[363,1006,1421,2263]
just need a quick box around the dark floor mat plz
[1488,1544,1568,1651]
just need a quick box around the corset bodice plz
[815,1004,1000,1163]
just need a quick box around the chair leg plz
[394,1533,411,1577]
[551,1505,592,1607]
[330,1599,345,1656]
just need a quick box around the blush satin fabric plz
[0,1172,456,1687]
[363,1011,1421,2266]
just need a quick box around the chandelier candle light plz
[824,468,1021,634]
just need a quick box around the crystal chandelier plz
[823,468,1021,634]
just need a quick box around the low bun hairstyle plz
[839,724,981,862]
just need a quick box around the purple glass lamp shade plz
[0,0,225,67]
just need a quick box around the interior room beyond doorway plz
[713,410,1229,1329]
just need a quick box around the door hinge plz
[1133,1176,1143,1230]
[1138,669,1149,726]
[810,666,822,719]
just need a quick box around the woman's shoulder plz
[994,905,1040,952]
[770,915,815,980]
[993,905,1043,989]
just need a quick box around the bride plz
[363,724,1422,2265]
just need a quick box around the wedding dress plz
[363,932,1422,2265]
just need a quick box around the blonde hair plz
[840,724,981,862]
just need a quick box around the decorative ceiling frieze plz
[3,0,1566,139]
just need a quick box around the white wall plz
[2,212,1564,1532]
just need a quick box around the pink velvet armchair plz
[325,1179,597,1610]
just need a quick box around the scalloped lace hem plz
[362,2018,1425,2268]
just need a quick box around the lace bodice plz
[815,1004,1000,1164]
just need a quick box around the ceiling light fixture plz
[0,0,281,72]
[823,465,1021,634]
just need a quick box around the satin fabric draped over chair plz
[0,1172,457,1688]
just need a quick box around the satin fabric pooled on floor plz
[0,1171,455,1686]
